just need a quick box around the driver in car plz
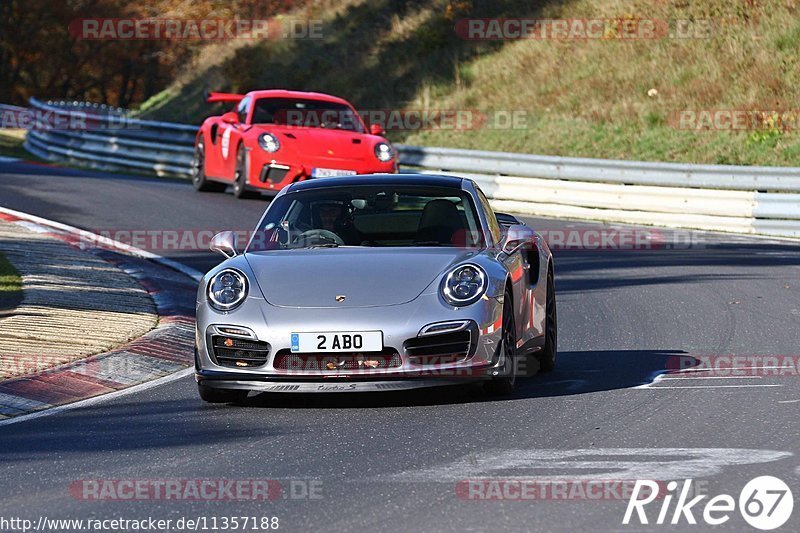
[314,202,362,245]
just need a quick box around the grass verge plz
[135,0,800,166]
[0,130,32,160]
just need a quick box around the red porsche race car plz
[192,90,398,198]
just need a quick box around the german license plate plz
[291,331,382,353]
[311,168,357,178]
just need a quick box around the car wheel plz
[198,383,248,404]
[537,266,557,372]
[232,147,258,199]
[192,139,225,192]
[484,286,517,396]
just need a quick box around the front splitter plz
[197,377,474,393]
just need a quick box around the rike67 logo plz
[623,476,793,530]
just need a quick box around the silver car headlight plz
[374,142,394,162]
[441,264,487,306]
[258,133,280,153]
[207,268,248,311]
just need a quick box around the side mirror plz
[210,231,238,258]
[501,224,535,255]
[221,111,239,124]
[369,124,384,136]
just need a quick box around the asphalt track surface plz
[1,161,800,532]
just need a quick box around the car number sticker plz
[221,126,231,160]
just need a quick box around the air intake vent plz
[404,327,475,365]
[259,164,290,184]
[210,336,270,368]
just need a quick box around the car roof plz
[245,89,353,107]
[287,174,466,192]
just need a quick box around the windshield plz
[247,185,485,251]
[251,98,365,132]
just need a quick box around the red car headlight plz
[374,142,394,162]
[258,133,281,153]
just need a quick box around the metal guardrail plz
[17,98,800,238]
[24,97,195,176]
[0,103,28,114]
[396,145,800,193]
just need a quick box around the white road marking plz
[644,385,782,389]
[660,375,764,380]
[634,374,666,389]
[16,220,53,233]
[777,399,800,404]
[0,392,51,412]
[0,206,203,281]
[637,373,782,390]
[387,448,792,482]
[0,368,194,428]
[673,366,793,373]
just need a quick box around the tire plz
[198,383,247,404]
[232,147,259,199]
[537,266,558,372]
[192,139,226,192]
[484,286,517,396]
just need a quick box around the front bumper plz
[196,372,481,393]
[195,291,507,392]
[248,154,397,191]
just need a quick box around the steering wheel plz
[294,229,345,246]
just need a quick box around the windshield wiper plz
[413,241,443,247]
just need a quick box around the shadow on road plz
[552,244,800,294]
[239,349,693,409]
[0,350,691,457]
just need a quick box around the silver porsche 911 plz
[195,174,556,402]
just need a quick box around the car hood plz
[245,248,478,308]
[253,125,380,161]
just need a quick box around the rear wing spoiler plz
[205,91,245,104]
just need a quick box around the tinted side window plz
[476,188,502,246]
